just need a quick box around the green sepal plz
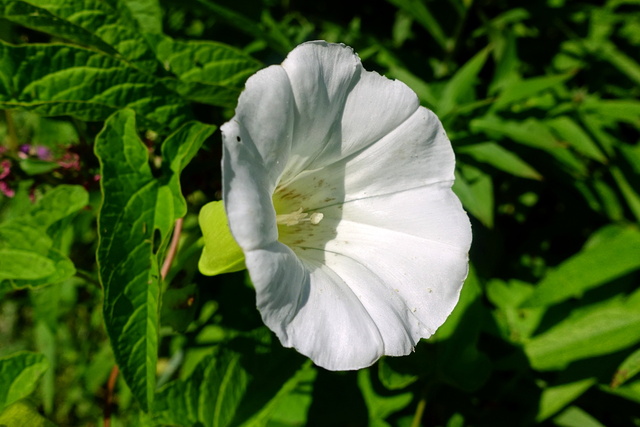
[198,201,246,276]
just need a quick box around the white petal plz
[335,67,421,160]
[226,65,295,184]
[222,120,278,251]
[246,244,385,371]
[282,187,470,360]
[279,41,361,183]
[244,242,307,334]
[280,107,454,211]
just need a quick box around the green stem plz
[411,393,427,427]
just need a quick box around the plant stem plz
[161,217,184,281]
[411,393,427,427]
[103,365,119,427]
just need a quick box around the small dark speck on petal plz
[236,136,241,142]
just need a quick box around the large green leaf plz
[5,0,159,70]
[523,225,640,307]
[0,352,49,411]
[524,298,640,370]
[0,41,192,130]
[95,109,214,410]
[0,0,118,55]
[151,34,261,107]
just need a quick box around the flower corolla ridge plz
[221,40,472,371]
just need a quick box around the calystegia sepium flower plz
[200,41,472,370]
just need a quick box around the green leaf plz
[154,331,307,427]
[523,225,640,307]
[458,142,542,180]
[0,185,87,288]
[95,109,214,410]
[0,400,57,427]
[199,201,246,276]
[596,41,640,86]
[487,279,545,343]
[0,352,49,411]
[151,35,261,107]
[536,378,596,421]
[9,0,159,70]
[611,347,640,388]
[18,159,59,176]
[546,116,608,163]
[524,298,640,370]
[580,99,640,128]
[117,0,163,34]
[610,166,640,222]
[378,358,418,390]
[438,47,491,118]
[358,369,412,425]
[492,73,573,111]
[0,0,120,56]
[0,41,192,130]
[453,165,494,228]
[471,116,588,176]
[385,0,448,50]
[553,406,606,427]
[154,352,249,427]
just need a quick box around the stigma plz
[276,207,324,226]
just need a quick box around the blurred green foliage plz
[0,0,639,425]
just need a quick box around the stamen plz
[276,207,324,226]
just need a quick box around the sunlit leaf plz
[524,298,640,370]
[0,41,192,130]
[523,225,640,307]
[458,142,542,179]
[95,109,214,410]
[537,378,596,421]
[12,0,158,70]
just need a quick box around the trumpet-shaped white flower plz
[220,41,471,371]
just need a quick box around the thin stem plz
[75,269,101,288]
[161,217,184,281]
[411,393,427,427]
[103,365,119,427]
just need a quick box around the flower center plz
[276,207,324,226]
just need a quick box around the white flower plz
[220,41,472,371]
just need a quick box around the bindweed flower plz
[204,41,472,370]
